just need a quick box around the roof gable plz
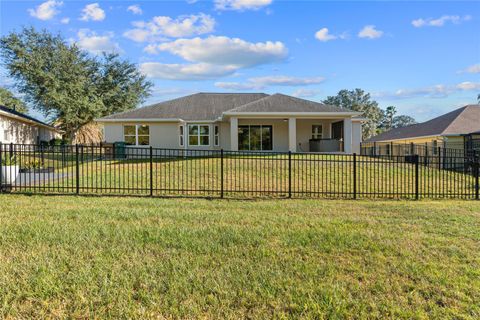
[367,104,480,142]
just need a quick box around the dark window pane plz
[125,135,136,145]
[200,136,209,146]
[189,135,198,146]
[214,125,219,135]
[250,126,261,150]
[138,136,149,145]
[215,136,219,146]
[262,126,272,150]
[180,136,184,146]
[124,126,135,135]
[200,125,209,135]
[138,125,149,135]
[238,126,249,150]
[189,125,198,135]
[180,126,184,135]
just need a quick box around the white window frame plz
[188,124,210,146]
[179,125,185,147]
[214,125,220,146]
[123,124,150,146]
[312,124,323,139]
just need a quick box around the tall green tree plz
[0,27,152,139]
[381,105,397,130]
[323,89,383,140]
[0,87,28,113]
[392,115,417,129]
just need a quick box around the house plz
[0,105,61,144]
[366,104,480,151]
[96,93,364,154]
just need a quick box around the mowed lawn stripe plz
[0,195,479,319]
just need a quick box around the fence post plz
[0,143,3,192]
[150,146,153,197]
[414,154,419,200]
[475,152,479,200]
[353,153,357,199]
[75,144,80,194]
[220,149,224,199]
[288,151,292,198]
[373,142,377,157]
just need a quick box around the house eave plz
[222,111,363,119]
[0,109,61,133]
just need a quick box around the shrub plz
[1,155,17,166]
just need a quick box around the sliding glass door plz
[238,125,273,151]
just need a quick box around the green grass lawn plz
[0,195,479,319]
[13,153,477,199]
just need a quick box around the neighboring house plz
[366,104,480,150]
[0,105,61,144]
[96,93,365,153]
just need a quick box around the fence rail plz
[1,143,479,200]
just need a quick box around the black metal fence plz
[1,143,479,199]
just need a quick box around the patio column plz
[288,118,297,152]
[343,117,353,154]
[230,117,238,151]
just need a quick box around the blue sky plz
[0,0,479,122]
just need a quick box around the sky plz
[0,0,479,123]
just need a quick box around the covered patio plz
[227,116,363,154]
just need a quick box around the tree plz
[0,27,152,140]
[323,89,383,140]
[380,105,397,131]
[0,87,28,113]
[392,115,417,129]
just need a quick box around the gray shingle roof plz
[98,92,359,121]
[366,104,480,142]
[99,93,268,121]
[226,93,356,113]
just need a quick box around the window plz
[188,124,210,146]
[179,125,185,147]
[214,125,220,146]
[123,125,150,146]
[312,125,323,139]
[238,125,272,151]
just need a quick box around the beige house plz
[366,104,480,151]
[97,93,364,154]
[0,105,61,144]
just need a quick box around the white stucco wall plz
[352,121,362,154]
[101,118,363,153]
[0,114,59,144]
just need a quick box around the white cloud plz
[76,29,121,54]
[459,64,480,74]
[314,28,337,42]
[60,17,70,24]
[123,13,215,42]
[146,36,288,68]
[456,81,480,91]
[140,62,238,80]
[292,89,320,98]
[358,25,383,39]
[80,3,105,21]
[215,75,324,90]
[28,0,63,21]
[374,81,480,99]
[127,5,142,15]
[215,0,272,11]
[412,15,471,27]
